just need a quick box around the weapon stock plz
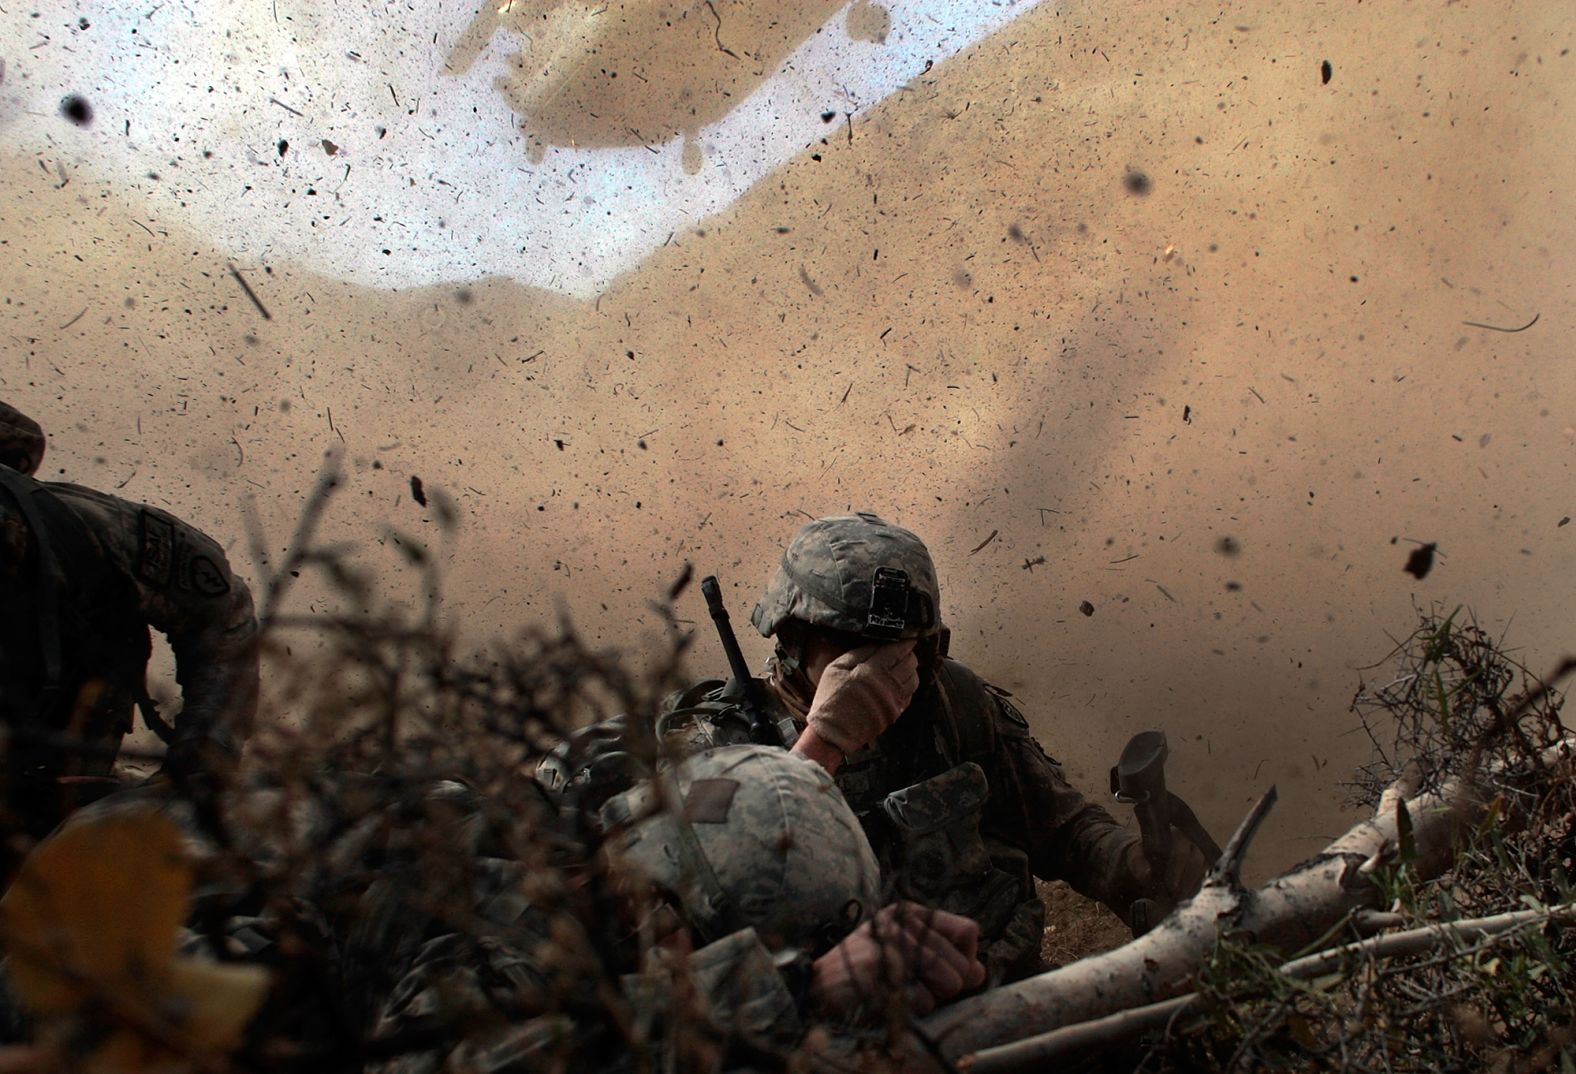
[1111,730,1223,935]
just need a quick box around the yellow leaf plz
[0,811,191,1016]
[164,958,271,1051]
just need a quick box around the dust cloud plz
[2,1,1572,872]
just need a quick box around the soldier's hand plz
[1165,836,1211,900]
[808,901,986,1017]
[804,640,919,758]
[1124,832,1211,903]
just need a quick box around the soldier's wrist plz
[791,726,846,774]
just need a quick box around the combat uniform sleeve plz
[56,488,259,757]
[682,928,805,1056]
[979,693,1149,922]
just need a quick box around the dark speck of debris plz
[820,110,837,122]
[1215,536,1241,556]
[1123,170,1152,196]
[1404,542,1437,580]
[61,95,93,126]
[554,439,565,451]
[455,287,473,305]
[78,17,90,29]
[372,460,383,470]
[410,475,427,507]
[1560,516,1571,528]
[1225,581,1243,591]
[1183,404,1192,424]
[637,439,648,450]
[1008,223,1025,241]
[277,139,289,157]
[1079,600,1095,617]
[1321,60,1333,85]
[322,139,339,156]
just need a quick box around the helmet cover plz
[751,512,940,641]
[603,744,879,952]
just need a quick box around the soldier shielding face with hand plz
[542,512,1207,986]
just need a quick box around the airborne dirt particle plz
[1123,170,1152,195]
[1079,600,1095,617]
[682,136,704,175]
[846,1,891,45]
[1215,536,1241,556]
[410,475,427,507]
[1321,59,1333,85]
[1403,542,1437,580]
[61,95,93,126]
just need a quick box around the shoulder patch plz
[188,554,231,596]
[996,694,1030,728]
[137,511,175,586]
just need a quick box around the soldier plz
[370,745,986,1072]
[542,512,1209,985]
[0,401,258,846]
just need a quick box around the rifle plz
[1110,730,1223,935]
[700,576,794,747]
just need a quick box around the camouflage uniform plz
[0,402,257,841]
[543,513,1159,985]
[368,746,881,1073]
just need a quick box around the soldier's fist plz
[809,902,986,1017]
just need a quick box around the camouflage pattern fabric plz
[601,744,879,951]
[750,512,941,642]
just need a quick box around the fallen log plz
[917,736,1576,1067]
[965,902,1576,1072]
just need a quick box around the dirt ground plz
[1038,878,1134,967]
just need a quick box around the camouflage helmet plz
[751,511,941,641]
[0,401,45,476]
[601,744,879,953]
